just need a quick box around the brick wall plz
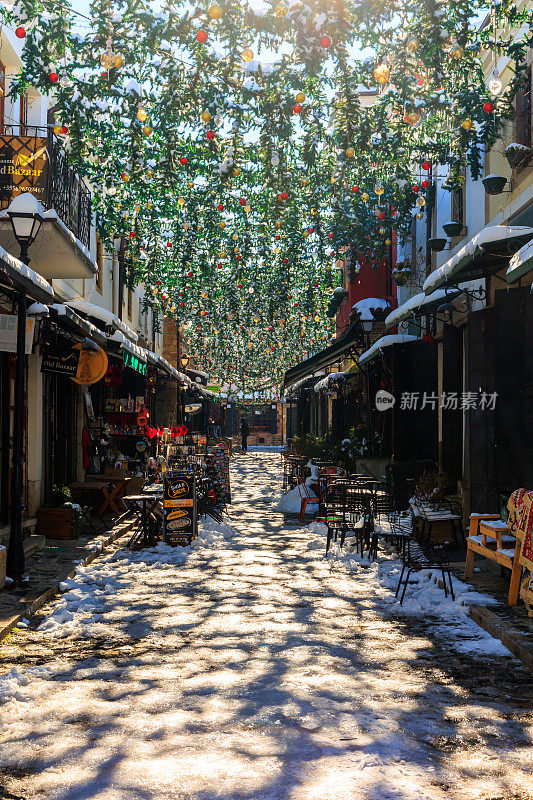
[163,318,178,369]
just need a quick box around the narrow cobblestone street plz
[0,452,531,800]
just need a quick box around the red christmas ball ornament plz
[293,103,303,114]
[196,29,208,43]
[206,130,215,140]
[61,125,68,134]
[217,263,223,269]
[269,326,274,331]
[308,227,314,234]
[238,283,242,288]
[351,185,359,193]
[188,271,193,276]
[421,179,429,189]
[483,101,494,114]
[283,257,288,264]
[236,254,242,260]
[179,156,188,165]
[166,241,172,248]
[320,34,332,48]
[412,184,419,193]
[328,232,334,239]
[129,231,135,238]
[217,203,224,211]
[239,198,246,206]
[280,191,288,200]
[157,280,161,286]
[49,72,59,84]
[180,301,185,307]
[15,26,26,39]
[422,161,430,170]
[275,234,280,241]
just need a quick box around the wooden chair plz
[464,514,522,606]
[297,480,319,523]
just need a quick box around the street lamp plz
[6,193,45,585]
[360,316,374,454]
[180,353,190,369]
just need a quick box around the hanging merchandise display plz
[7,0,533,395]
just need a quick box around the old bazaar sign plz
[71,343,108,385]
[123,350,147,375]
[0,136,49,207]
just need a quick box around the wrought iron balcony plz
[0,124,91,249]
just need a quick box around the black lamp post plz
[6,193,45,584]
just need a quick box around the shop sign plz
[71,344,108,385]
[123,350,147,375]
[0,314,35,355]
[41,346,79,376]
[0,135,49,207]
[163,473,197,545]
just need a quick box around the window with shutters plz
[451,180,465,228]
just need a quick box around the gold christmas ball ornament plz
[275,2,288,17]
[373,63,390,85]
[408,111,419,123]
[201,109,212,122]
[137,107,148,121]
[385,238,392,246]
[242,48,254,63]
[147,201,153,209]
[233,167,241,177]
[142,125,152,136]
[449,42,463,60]
[114,54,124,68]
[178,196,185,206]
[208,4,223,19]
[53,124,62,135]
[295,91,306,104]
[345,146,355,158]
[361,192,370,202]
[462,118,473,130]
[416,196,425,207]
[374,183,384,195]
[406,37,419,52]
[244,204,251,213]
[219,221,226,229]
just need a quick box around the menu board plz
[163,473,197,545]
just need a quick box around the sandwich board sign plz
[163,473,197,545]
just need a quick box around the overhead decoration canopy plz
[8,0,533,394]
[423,226,533,295]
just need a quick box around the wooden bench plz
[464,514,522,605]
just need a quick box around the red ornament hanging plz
[412,184,419,193]
[15,26,26,39]
[293,103,303,114]
[206,130,215,140]
[196,29,208,43]
[320,35,332,48]
[179,156,188,165]
[49,72,59,84]
[421,179,429,188]
[422,161,430,170]
[483,101,494,114]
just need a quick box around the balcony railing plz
[0,124,91,249]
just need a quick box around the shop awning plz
[314,371,349,392]
[0,244,54,303]
[282,318,363,391]
[385,288,461,329]
[359,334,419,366]
[107,330,147,373]
[423,225,533,295]
[48,304,108,347]
[506,238,533,283]
[66,299,139,342]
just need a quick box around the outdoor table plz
[98,478,128,516]
[123,493,163,548]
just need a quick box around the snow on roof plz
[107,330,147,362]
[385,289,451,328]
[359,334,419,366]
[351,297,391,320]
[423,225,533,294]
[0,244,54,301]
[314,371,349,392]
[507,237,533,283]
[66,299,139,342]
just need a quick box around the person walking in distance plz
[240,417,250,453]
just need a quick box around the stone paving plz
[0,452,531,800]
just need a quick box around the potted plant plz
[504,142,533,170]
[442,220,463,237]
[482,173,508,195]
[37,485,84,540]
[428,237,447,252]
